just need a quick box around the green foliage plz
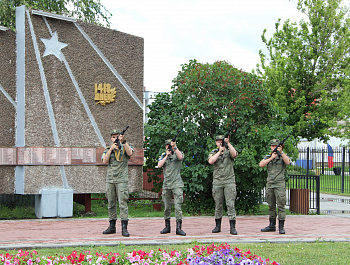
[144,60,298,214]
[0,0,111,30]
[257,0,350,142]
[0,205,35,219]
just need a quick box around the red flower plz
[244,250,251,256]
[78,253,85,262]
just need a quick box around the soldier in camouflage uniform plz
[158,139,186,236]
[259,139,291,234]
[208,135,238,235]
[101,128,134,237]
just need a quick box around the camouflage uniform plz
[260,139,290,234]
[208,139,237,221]
[158,139,186,236]
[158,141,184,221]
[102,129,134,222]
[264,143,287,221]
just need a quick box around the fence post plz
[321,148,324,175]
[306,147,309,189]
[316,175,320,215]
[342,147,345,193]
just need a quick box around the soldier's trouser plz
[106,182,129,221]
[266,186,286,221]
[212,183,237,220]
[162,188,183,220]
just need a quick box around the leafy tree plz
[0,0,111,30]
[257,0,350,142]
[144,60,297,214]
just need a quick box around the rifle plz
[270,135,290,157]
[114,125,130,149]
[221,123,236,149]
[168,130,182,155]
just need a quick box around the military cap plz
[216,135,225,141]
[270,139,280,145]
[111,128,122,135]
[165,139,172,145]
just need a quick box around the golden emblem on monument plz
[94,83,116,105]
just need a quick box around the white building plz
[143,90,164,123]
[298,137,349,149]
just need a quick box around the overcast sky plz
[99,0,308,92]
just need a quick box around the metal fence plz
[0,194,35,207]
[286,174,320,214]
[291,147,350,194]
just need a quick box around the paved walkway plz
[1,215,350,250]
[0,193,350,250]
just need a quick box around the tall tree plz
[0,0,111,30]
[144,60,297,214]
[257,0,350,142]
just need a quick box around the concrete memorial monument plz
[0,6,144,218]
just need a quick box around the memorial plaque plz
[0,148,17,165]
[45,147,58,164]
[31,148,46,164]
[96,147,105,165]
[57,148,71,165]
[83,148,96,163]
[17,147,71,165]
[18,147,45,165]
[71,148,96,164]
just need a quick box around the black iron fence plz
[286,174,320,214]
[291,147,350,194]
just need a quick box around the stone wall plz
[0,28,16,194]
[0,7,144,194]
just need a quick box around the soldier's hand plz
[277,145,283,153]
[271,152,278,159]
[171,141,176,148]
[111,143,118,151]
[119,135,125,143]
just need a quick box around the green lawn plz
[287,165,350,195]
[320,174,350,195]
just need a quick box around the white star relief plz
[40,31,68,62]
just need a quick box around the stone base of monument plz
[35,189,73,218]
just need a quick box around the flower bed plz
[0,243,280,264]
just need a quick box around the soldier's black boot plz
[121,220,130,237]
[176,220,186,236]
[279,219,285,234]
[102,220,116,234]
[229,219,238,235]
[160,219,171,234]
[212,218,222,233]
[261,218,276,232]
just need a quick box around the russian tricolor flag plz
[327,144,334,168]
